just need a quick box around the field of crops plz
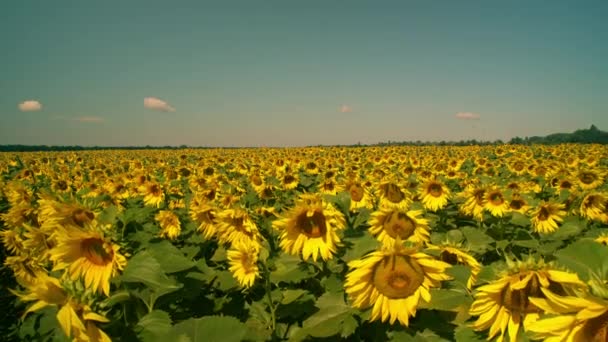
[1,144,607,342]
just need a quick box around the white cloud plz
[144,97,175,112]
[18,100,42,112]
[455,111,480,120]
[339,104,352,113]
[73,116,104,123]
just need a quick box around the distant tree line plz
[1,126,606,152]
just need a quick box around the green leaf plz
[281,289,308,305]
[510,212,531,227]
[172,315,247,342]
[342,231,379,262]
[461,227,494,254]
[270,254,310,284]
[147,241,196,273]
[290,292,357,340]
[121,251,182,293]
[512,239,539,249]
[454,325,486,342]
[351,208,371,229]
[97,205,119,225]
[136,310,172,342]
[446,265,472,289]
[555,239,608,281]
[121,206,156,224]
[541,217,583,241]
[420,289,472,311]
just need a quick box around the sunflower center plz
[489,192,504,205]
[583,310,608,342]
[296,210,327,238]
[204,167,214,176]
[72,209,95,227]
[81,238,114,266]
[501,274,542,314]
[429,184,443,197]
[510,199,524,210]
[538,207,550,221]
[349,184,365,202]
[150,184,161,195]
[474,190,485,205]
[251,175,263,186]
[580,172,597,184]
[373,255,424,299]
[383,212,416,239]
[56,180,68,191]
[382,183,405,203]
[284,175,296,184]
[440,251,459,265]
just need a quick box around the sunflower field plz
[1,144,607,342]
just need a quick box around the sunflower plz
[580,192,608,222]
[484,186,510,217]
[272,193,346,262]
[419,178,451,212]
[469,257,585,342]
[527,292,608,342]
[227,242,260,288]
[216,207,263,250]
[155,210,181,240]
[427,242,481,289]
[50,225,127,296]
[4,255,48,287]
[139,181,165,208]
[344,243,451,326]
[508,193,531,215]
[375,177,412,209]
[368,205,430,247]
[530,201,566,234]
[278,170,299,190]
[596,233,608,246]
[344,178,374,211]
[575,168,605,191]
[459,185,487,221]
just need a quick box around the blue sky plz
[1,0,607,147]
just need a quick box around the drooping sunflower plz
[272,193,346,262]
[344,243,451,326]
[418,178,451,212]
[580,192,608,222]
[427,242,481,289]
[50,225,127,296]
[189,200,218,240]
[469,257,586,342]
[227,242,260,288]
[368,205,430,247]
[526,292,608,342]
[459,185,487,221]
[216,207,263,250]
[530,201,566,234]
[155,210,181,240]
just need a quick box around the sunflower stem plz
[262,263,277,334]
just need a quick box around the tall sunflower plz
[344,243,451,326]
[139,181,165,208]
[272,193,346,262]
[227,242,260,288]
[459,185,487,221]
[530,201,566,234]
[189,199,218,240]
[344,178,374,211]
[50,225,127,296]
[419,178,451,212]
[375,177,411,209]
[368,205,430,247]
[580,192,608,222]
[469,258,586,342]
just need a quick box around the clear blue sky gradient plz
[1,0,607,147]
